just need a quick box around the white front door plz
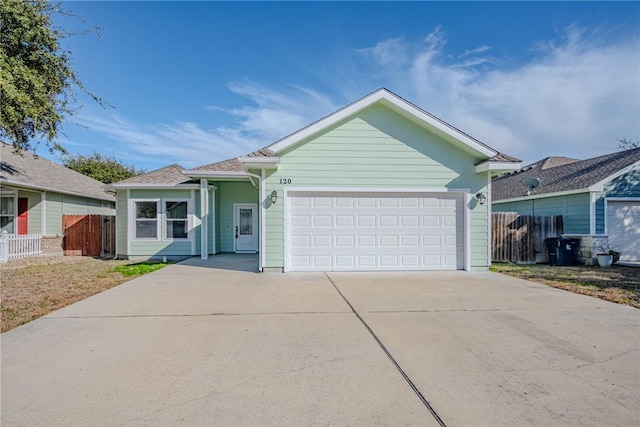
[234,204,259,253]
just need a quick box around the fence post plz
[0,230,8,263]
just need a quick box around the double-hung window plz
[0,196,16,234]
[165,201,188,239]
[134,201,158,239]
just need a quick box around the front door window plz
[239,208,252,235]
[235,205,258,252]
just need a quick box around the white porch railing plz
[0,231,42,263]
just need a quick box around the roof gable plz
[110,164,193,186]
[0,143,114,201]
[492,148,640,201]
[268,88,506,161]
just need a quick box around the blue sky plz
[47,1,640,171]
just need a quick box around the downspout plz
[589,191,597,235]
[245,169,263,272]
[246,175,258,189]
[42,191,47,237]
[200,179,209,260]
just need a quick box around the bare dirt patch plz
[1,257,143,333]
[491,263,640,308]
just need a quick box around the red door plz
[17,198,28,235]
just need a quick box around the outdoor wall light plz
[270,190,278,204]
[475,192,487,205]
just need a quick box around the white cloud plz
[68,82,338,169]
[67,25,638,170]
[459,45,491,57]
[355,26,640,163]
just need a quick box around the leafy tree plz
[0,0,103,154]
[617,138,640,151]
[63,152,144,184]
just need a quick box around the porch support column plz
[200,179,208,260]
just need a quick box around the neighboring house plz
[0,142,116,254]
[492,148,640,262]
[109,88,521,271]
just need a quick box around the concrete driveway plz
[2,255,639,426]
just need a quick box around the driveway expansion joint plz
[46,311,352,319]
[324,273,447,427]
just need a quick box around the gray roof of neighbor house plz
[113,164,195,185]
[0,142,115,201]
[492,148,640,201]
[190,148,275,172]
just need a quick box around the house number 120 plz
[279,178,292,184]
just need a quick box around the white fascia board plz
[107,183,201,190]
[475,161,522,173]
[588,160,640,192]
[2,179,114,202]
[285,186,470,194]
[492,188,588,204]
[268,88,497,158]
[185,171,248,178]
[237,157,280,169]
[606,197,640,202]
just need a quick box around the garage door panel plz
[287,192,465,271]
[607,201,640,261]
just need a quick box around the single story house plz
[492,148,640,262]
[1,142,116,254]
[109,88,521,272]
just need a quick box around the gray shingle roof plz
[479,153,522,164]
[0,142,114,201]
[190,148,275,172]
[114,164,194,185]
[112,149,275,185]
[492,148,640,201]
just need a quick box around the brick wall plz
[41,236,63,256]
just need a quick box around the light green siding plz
[126,189,195,257]
[0,185,113,236]
[117,184,258,258]
[45,192,62,235]
[493,192,591,234]
[264,105,490,270]
[17,190,42,234]
[116,191,128,256]
[42,191,115,236]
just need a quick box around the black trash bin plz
[556,238,581,266]
[545,237,560,266]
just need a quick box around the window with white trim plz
[0,196,16,234]
[165,200,188,239]
[134,201,158,239]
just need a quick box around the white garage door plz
[286,192,465,271]
[607,200,640,261]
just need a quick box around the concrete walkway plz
[2,255,639,426]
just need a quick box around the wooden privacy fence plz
[63,215,115,257]
[492,213,563,264]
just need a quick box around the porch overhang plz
[185,171,251,181]
[475,161,522,174]
[237,157,280,169]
